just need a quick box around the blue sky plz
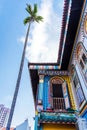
[0,0,63,129]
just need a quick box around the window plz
[81,53,87,82]
[73,73,85,106]
[50,77,71,110]
[76,85,84,105]
[52,83,65,110]
[85,70,87,82]
[76,43,87,83]
[73,75,78,87]
[82,53,87,64]
[52,84,63,98]
[80,60,84,70]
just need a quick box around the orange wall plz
[43,123,76,130]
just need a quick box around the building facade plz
[0,104,10,129]
[28,0,87,130]
[69,1,87,120]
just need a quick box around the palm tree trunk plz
[6,22,31,130]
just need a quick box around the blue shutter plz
[62,81,70,109]
[43,76,49,110]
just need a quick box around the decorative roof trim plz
[29,65,60,70]
[38,70,70,76]
[57,0,71,66]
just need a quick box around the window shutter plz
[43,76,50,110]
[62,81,70,109]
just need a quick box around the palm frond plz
[33,4,37,14]
[26,4,32,15]
[24,17,31,25]
[24,3,43,24]
[35,15,43,23]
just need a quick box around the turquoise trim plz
[38,83,43,102]
[39,112,77,123]
[45,65,49,69]
[39,124,43,130]
[36,65,38,69]
[34,115,38,130]
[43,76,50,110]
[29,65,59,70]
[55,66,58,69]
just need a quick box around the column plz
[34,111,38,130]
[37,75,44,111]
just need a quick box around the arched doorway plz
[50,77,70,111]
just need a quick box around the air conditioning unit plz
[76,118,87,130]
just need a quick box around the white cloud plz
[19,0,63,63]
[0,95,13,108]
[17,36,31,46]
[57,1,64,9]
[17,36,25,44]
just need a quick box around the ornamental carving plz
[51,77,64,84]
[38,70,69,76]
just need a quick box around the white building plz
[0,104,10,129]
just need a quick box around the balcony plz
[38,111,77,124]
[53,97,65,111]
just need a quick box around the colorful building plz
[28,0,87,130]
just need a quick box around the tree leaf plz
[26,4,32,15]
[33,4,37,14]
[35,15,43,23]
[24,3,43,25]
[24,17,31,25]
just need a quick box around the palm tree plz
[6,4,43,130]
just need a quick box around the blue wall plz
[43,76,50,110]
[82,109,87,121]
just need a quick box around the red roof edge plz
[57,0,70,64]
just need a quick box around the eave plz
[57,0,84,70]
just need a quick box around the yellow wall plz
[43,123,76,130]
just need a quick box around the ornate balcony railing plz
[53,97,65,110]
